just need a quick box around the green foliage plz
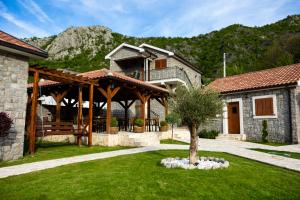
[28,15,300,81]
[262,120,268,143]
[198,129,220,139]
[165,112,180,125]
[160,121,168,127]
[134,118,144,127]
[172,86,223,129]
[110,117,118,127]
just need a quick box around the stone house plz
[0,30,48,160]
[208,64,300,144]
[105,43,202,120]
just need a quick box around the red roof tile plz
[209,63,300,93]
[0,30,47,57]
[28,68,168,93]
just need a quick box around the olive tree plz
[172,86,223,164]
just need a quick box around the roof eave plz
[0,40,48,59]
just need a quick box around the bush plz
[110,117,118,127]
[134,118,144,127]
[198,129,219,139]
[0,112,13,136]
[160,121,168,127]
[262,120,268,143]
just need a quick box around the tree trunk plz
[189,123,198,164]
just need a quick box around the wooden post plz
[124,100,128,131]
[77,85,83,145]
[97,85,120,134]
[29,70,39,154]
[88,83,94,146]
[135,91,151,131]
[164,97,168,118]
[56,101,61,122]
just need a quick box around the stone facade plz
[290,86,300,143]
[0,51,29,160]
[108,44,202,122]
[202,87,299,143]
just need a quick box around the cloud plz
[0,2,50,37]
[18,0,53,23]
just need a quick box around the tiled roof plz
[0,30,47,57]
[209,63,300,94]
[28,68,168,93]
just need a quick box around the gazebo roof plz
[28,67,168,94]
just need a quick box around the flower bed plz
[161,157,229,170]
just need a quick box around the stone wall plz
[226,89,291,143]
[0,51,28,160]
[201,88,296,143]
[290,86,300,143]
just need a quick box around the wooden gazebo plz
[27,66,169,154]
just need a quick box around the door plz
[227,102,240,134]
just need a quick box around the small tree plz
[262,120,268,143]
[172,86,223,164]
[165,112,180,142]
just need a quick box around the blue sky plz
[0,0,299,38]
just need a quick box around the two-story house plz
[105,43,201,121]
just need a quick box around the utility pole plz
[223,52,226,77]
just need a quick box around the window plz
[252,95,277,118]
[155,59,167,69]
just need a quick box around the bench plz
[36,121,84,137]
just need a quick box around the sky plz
[0,0,299,38]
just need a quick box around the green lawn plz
[160,139,189,145]
[251,148,300,160]
[0,142,127,168]
[0,150,299,200]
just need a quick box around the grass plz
[160,139,189,145]
[251,148,300,160]
[0,150,299,200]
[0,142,128,168]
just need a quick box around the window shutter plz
[255,97,274,116]
[155,59,167,69]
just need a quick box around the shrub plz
[110,117,118,127]
[160,121,168,127]
[198,129,219,139]
[134,118,144,127]
[0,112,13,136]
[262,120,268,143]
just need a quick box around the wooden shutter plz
[155,59,167,69]
[255,98,274,116]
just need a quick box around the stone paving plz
[0,139,300,179]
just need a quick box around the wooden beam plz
[111,86,120,98]
[97,87,107,99]
[88,83,94,146]
[29,70,39,154]
[118,101,125,109]
[77,85,83,145]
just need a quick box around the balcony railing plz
[149,66,192,86]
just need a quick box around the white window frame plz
[252,94,277,119]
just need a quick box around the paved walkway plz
[0,139,300,179]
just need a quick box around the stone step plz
[216,134,246,141]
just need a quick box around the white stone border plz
[252,94,278,119]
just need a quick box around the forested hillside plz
[26,15,300,82]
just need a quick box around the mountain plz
[26,15,300,82]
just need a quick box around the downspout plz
[287,87,293,143]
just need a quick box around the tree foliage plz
[172,86,223,164]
